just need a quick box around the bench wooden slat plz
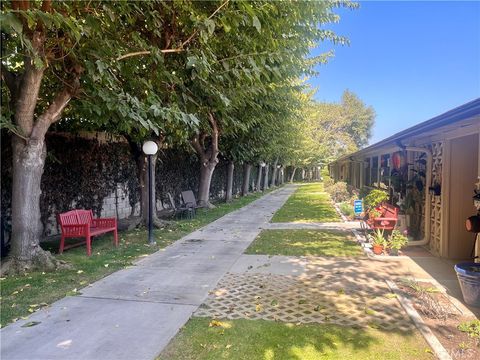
[362,202,399,232]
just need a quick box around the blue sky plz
[309,0,480,145]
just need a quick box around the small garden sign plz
[354,199,363,217]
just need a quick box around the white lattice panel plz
[427,142,443,254]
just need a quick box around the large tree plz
[0,0,200,272]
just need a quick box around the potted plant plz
[371,228,386,255]
[364,189,389,211]
[388,230,409,256]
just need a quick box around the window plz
[371,156,379,186]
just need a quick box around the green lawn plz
[159,317,432,360]
[0,191,270,327]
[272,183,339,223]
[245,229,364,257]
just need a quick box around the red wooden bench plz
[362,202,399,232]
[58,210,118,256]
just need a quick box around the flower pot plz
[389,248,399,256]
[454,262,480,307]
[372,244,383,255]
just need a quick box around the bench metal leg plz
[86,235,92,256]
[59,235,65,254]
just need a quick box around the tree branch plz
[30,70,80,141]
[12,1,30,11]
[190,132,206,160]
[199,132,207,150]
[208,112,219,159]
[180,0,230,49]
[116,0,230,62]
[30,87,72,140]
[116,48,183,61]
[41,0,52,12]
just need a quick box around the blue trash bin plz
[454,262,480,307]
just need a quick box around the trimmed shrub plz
[326,181,350,203]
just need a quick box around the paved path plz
[0,186,296,360]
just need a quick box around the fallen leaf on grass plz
[104,264,109,268]
[368,321,379,329]
[364,307,376,316]
[225,344,232,349]
[209,320,229,328]
[76,270,84,274]
[21,321,41,328]
[66,288,82,296]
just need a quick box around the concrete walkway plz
[0,186,296,360]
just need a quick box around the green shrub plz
[323,176,334,189]
[364,189,389,210]
[326,181,350,203]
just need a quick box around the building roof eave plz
[331,97,480,164]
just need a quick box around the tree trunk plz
[198,161,217,207]
[256,165,263,192]
[10,138,46,261]
[263,164,270,190]
[290,167,297,183]
[270,158,278,188]
[5,137,69,274]
[191,113,220,208]
[2,49,79,273]
[225,161,234,202]
[242,163,252,196]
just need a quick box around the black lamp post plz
[142,140,158,245]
